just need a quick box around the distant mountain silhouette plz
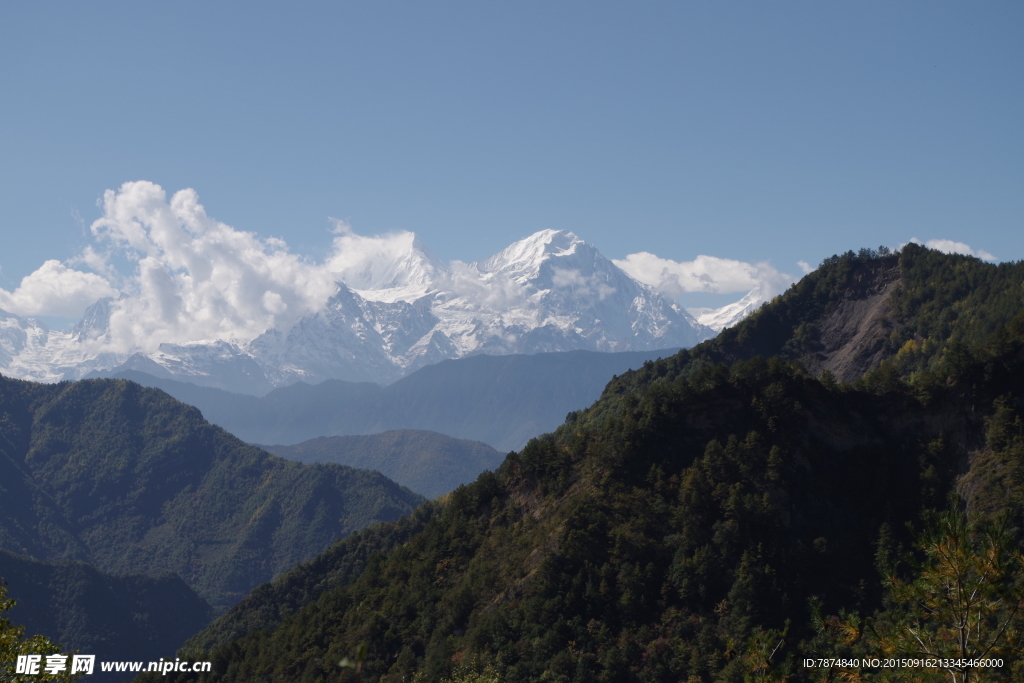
[102,348,683,452]
[261,430,503,499]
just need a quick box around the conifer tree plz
[866,510,1022,682]
[813,510,1024,683]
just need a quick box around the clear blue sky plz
[2,1,1021,292]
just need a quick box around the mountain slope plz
[0,376,425,611]
[689,249,903,380]
[262,431,504,499]
[105,347,682,452]
[160,247,1024,683]
[183,503,439,653]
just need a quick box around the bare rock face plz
[695,252,912,383]
[802,259,903,381]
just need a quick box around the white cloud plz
[613,252,796,300]
[324,226,440,292]
[0,260,117,318]
[436,260,531,311]
[86,181,339,353]
[551,267,616,301]
[797,260,813,274]
[909,238,996,262]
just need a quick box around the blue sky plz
[1,1,1021,321]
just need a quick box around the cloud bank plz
[612,252,796,300]
[0,260,117,318]
[84,181,342,353]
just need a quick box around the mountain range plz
[1,230,739,394]
[3,244,1023,683]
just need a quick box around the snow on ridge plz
[690,288,767,331]
[476,229,582,281]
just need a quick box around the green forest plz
[0,374,428,680]
[0,376,425,611]
[114,244,1024,682]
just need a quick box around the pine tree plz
[813,510,1023,682]
[867,510,1022,682]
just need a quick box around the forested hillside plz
[0,377,425,612]
[155,246,1024,683]
[686,244,1024,382]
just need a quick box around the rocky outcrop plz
[801,259,903,381]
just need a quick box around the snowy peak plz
[691,288,765,331]
[73,297,114,341]
[476,230,583,281]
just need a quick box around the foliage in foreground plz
[806,509,1024,683]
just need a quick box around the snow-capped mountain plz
[0,230,719,393]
